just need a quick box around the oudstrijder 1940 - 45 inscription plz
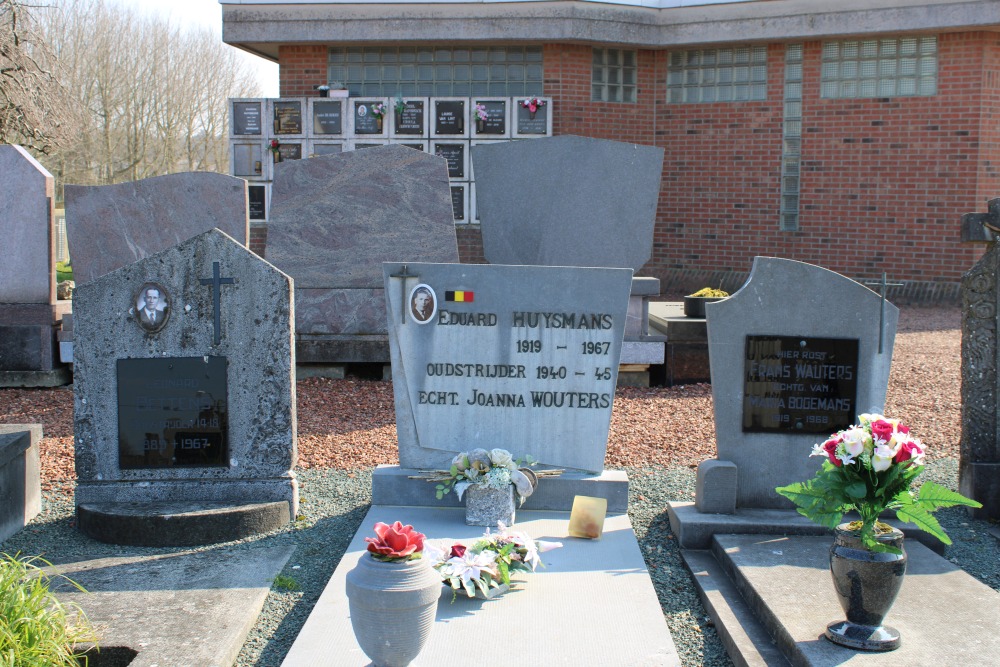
[415,308,617,410]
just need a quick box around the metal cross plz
[864,272,904,355]
[199,261,236,345]
[389,264,417,324]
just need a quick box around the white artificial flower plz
[422,541,447,567]
[489,448,514,469]
[448,550,498,584]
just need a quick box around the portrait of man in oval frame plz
[134,282,170,333]
[409,284,436,324]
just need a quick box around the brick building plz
[222,0,1000,299]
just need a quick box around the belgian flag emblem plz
[445,290,474,303]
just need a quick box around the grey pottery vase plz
[825,523,907,651]
[345,554,440,667]
[465,484,516,527]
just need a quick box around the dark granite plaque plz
[313,143,342,156]
[435,143,465,178]
[117,356,229,469]
[233,101,262,136]
[273,101,303,135]
[232,144,262,177]
[474,101,506,135]
[742,336,859,434]
[313,101,343,135]
[354,101,385,135]
[516,102,548,135]
[394,100,425,135]
[434,100,465,135]
[277,143,302,161]
[451,185,466,222]
[354,143,382,151]
[248,185,266,221]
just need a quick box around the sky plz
[122,0,279,96]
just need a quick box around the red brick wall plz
[279,45,329,97]
[977,33,1000,209]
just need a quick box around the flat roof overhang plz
[222,0,1000,62]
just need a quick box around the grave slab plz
[48,545,294,667]
[683,533,1000,666]
[64,172,250,285]
[0,424,41,543]
[281,506,680,666]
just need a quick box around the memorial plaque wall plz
[312,143,343,156]
[273,101,303,135]
[277,143,302,162]
[742,335,859,433]
[434,143,465,179]
[232,101,262,136]
[248,185,267,221]
[516,102,548,135]
[312,101,343,135]
[117,356,229,469]
[233,144,263,178]
[450,185,466,223]
[394,100,425,135]
[354,101,385,134]
[434,100,465,135]
[474,100,507,136]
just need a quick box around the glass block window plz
[592,48,637,103]
[820,36,937,98]
[781,44,803,232]
[666,45,767,104]
[327,46,544,97]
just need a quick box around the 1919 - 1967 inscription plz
[417,309,616,409]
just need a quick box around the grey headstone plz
[695,460,737,514]
[266,145,458,339]
[704,257,897,509]
[384,262,632,473]
[0,424,42,543]
[0,145,55,304]
[472,135,664,270]
[72,229,297,513]
[64,173,250,285]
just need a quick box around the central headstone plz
[72,229,297,543]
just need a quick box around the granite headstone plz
[701,257,897,510]
[72,229,297,515]
[65,173,249,285]
[265,145,458,363]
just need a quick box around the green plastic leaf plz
[916,481,983,510]
[844,481,867,499]
[895,501,951,545]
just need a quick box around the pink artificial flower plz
[894,439,924,465]
[870,419,895,443]
[365,521,425,559]
[822,437,842,467]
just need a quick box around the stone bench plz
[0,424,42,543]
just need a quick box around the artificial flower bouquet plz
[410,447,561,504]
[369,102,387,118]
[268,138,280,156]
[364,521,425,562]
[518,97,546,113]
[474,103,489,122]
[425,524,562,599]
[776,414,981,553]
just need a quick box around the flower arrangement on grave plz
[363,521,426,561]
[370,102,387,118]
[268,138,281,157]
[688,287,729,298]
[474,103,489,122]
[424,524,563,599]
[394,96,406,115]
[518,97,546,113]
[410,448,561,504]
[776,413,981,553]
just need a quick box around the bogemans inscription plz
[743,335,859,433]
[117,356,229,469]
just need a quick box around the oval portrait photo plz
[134,282,170,333]
[409,284,437,324]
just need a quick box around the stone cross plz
[200,261,236,345]
[960,198,1000,244]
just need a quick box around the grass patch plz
[272,574,300,592]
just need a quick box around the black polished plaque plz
[435,143,465,178]
[451,185,466,222]
[273,101,302,135]
[313,101,343,135]
[117,357,229,469]
[434,100,465,135]
[516,103,548,135]
[248,185,266,221]
[475,101,506,135]
[232,102,262,135]
[394,100,425,135]
[354,102,384,134]
[277,143,302,161]
[313,143,342,156]
[743,336,859,434]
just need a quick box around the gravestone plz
[701,257,897,511]
[373,261,633,510]
[0,145,71,387]
[392,100,425,135]
[232,100,263,136]
[312,100,344,135]
[265,145,458,365]
[472,135,666,374]
[0,424,41,542]
[959,197,1000,520]
[65,173,249,285]
[72,229,296,545]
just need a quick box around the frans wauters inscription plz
[743,335,859,434]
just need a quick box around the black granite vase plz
[825,522,906,651]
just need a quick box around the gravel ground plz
[1,304,998,667]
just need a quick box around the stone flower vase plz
[345,554,440,667]
[825,523,907,651]
[465,484,516,527]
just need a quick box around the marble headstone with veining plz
[0,145,55,304]
[702,257,897,510]
[265,145,458,362]
[72,229,297,513]
[65,173,249,285]
[472,135,664,270]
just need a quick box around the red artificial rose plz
[897,424,910,435]
[894,440,923,464]
[870,419,894,443]
[365,521,425,559]
[449,544,467,558]
[823,437,842,467]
